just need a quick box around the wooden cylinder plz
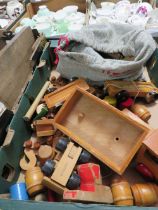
[25,166,44,196]
[24,81,50,121]
[130,104,151,122]
[38,145,54,164]
[131,183,158,206]
[111,177,133,206]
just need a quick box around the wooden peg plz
[24,81,50,121]
[20,149,37,171]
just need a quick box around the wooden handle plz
[24,81,50,121]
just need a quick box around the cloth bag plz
[56,23,156,83]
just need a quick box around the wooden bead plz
[131,183,158,206]
[130,104,151,122]
[38,145,54,164]
[25,166,44,196]
[111,177,133,206]
[34,142,41,150]
[24,140,32,148]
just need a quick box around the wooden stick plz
[24,81,50,121]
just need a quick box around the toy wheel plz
[78,150,91,163]
[55,137,69,152]
[41,160,56,176]
[66,172,80,190]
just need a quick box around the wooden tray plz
[54,88,149,175]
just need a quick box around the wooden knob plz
[130,104,151,122]
[38,145,54,164]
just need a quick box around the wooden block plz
[38,145,54,164]
[54,88,149,175]
[105,80,158,98]
[34,119,55,137]
[44,79,89,109]
[20,149,37,171]
[51,142,82,186]
[63,185,113,204]
[42,176,66,195]
[143,129,158,157]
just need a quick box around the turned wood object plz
[111,176,133,206]
[25,166,44,196]
[131,183,158,206]
[130,104,151,122]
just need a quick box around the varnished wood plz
[54,88,149,175]
[34,119,55,137]
[44,79,89,109]
[20,149,37,171]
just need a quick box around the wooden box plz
[54,88,149,175]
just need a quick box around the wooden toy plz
[44,79,89,109]
[20,149,37,171]
[33,106,48,121]
[105,80,158,99]
[136,129,158,180]
[77,163,102,191]
[24,81,50,121]
[25,166,44,196]
[116,90,133,110]
[51,142,82,186]
[131,183,158,206]
[130,104,151,122]
[63,185,113,204]
[54,88,149,175]
[41,159,56,176]
[34,119,55,137]
[42,176,67,195]
[38,145,55,164]
[122,109,151,129]
[111,177,133,206]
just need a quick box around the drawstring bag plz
[56,23,156,84]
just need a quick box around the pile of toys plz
[10,71,158,206]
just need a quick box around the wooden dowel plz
[23,81,50,121]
